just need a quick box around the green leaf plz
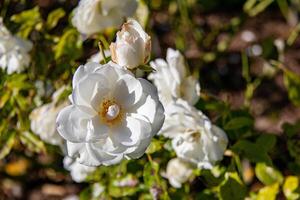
[0,132,16,159]
[283,176,300,200]
[244,0,274,17]
[11,6,42,38]
[287,139,300,166]
[0,91,11,108]
[79,186,92,200]
[19,131,46,154]
[224,117,253,130]
[146,139,163,154]
[256,183,279,200]
[138,64,156,72]
[255,163,283,185]
[282,121,300,138]
[201,167,226,187]
[46,8,65,30]
[231,135,275,165]
[219,172,247,200]
[6,74,31,91]
[283,68,300,106]
[243,0,257,12]
[276,0,289,20]
[14,95,28,111]
[256,134,276,152]
[54,28,82,60]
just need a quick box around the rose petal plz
[113,74,143,108]
[57,105,92,143]
[110,115,151,146]
[86,116,109,141]
[66,141,102,166]
[73,73,109,108]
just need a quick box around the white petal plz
[115,38,144,68]
[134,79,165,135]
[72,73,109,108]
[95,62,129,85]
[113,74,143,108]
[66,141,102,166]
[125,19,149,42]
[86,142,124,166]
[166,48,186,80]
[204,125,228,162]
[125,137,150,159]
[182,76,200,105]
[56,105,92,143]
[72,62,100,88]
[86,116,109,141]
[111,115,151,146]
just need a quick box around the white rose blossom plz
[148,48,200,107]
[72,0,138,35]
[162,99,228,169]
[56,61,165,166]
[0,18,32,74]
[30,87,69,146]
[110,19,151,69]
[63,157,96,183]
[165,158,194,188]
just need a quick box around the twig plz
[98,41,107,64]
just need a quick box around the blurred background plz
[1,0,300,199]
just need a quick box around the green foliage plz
[11,6,42,38]
[1,0,300,199]
[232,135,276,165]
[219,172,247,200]
[283,176,300,200]
[54,28,82,60]
[256,183,279,200]
[19,131,46,154]
[255,163,283,185]
[283,68,300,106]
[46,8,66,30]
[244,0,274,16]
[0,131,16,159]
[224,117,254,130]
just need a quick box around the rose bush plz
[1,1,297,199]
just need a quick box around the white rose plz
[162,99,228,169]
[63,157,96,183]
[148,48,200,106]
[0,18,32,74]
[165,158,193,188]
[110,19,151,69]
[72,0,138,35]
[56,61,164,166]
[30,87,69,146]
[92,183,105,198]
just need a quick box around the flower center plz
[105,104,120,120]
[185,129,201,142]
[99,99,123,126]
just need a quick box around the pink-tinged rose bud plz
[110,19,151,69]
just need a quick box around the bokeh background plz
[1,0,300,199]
